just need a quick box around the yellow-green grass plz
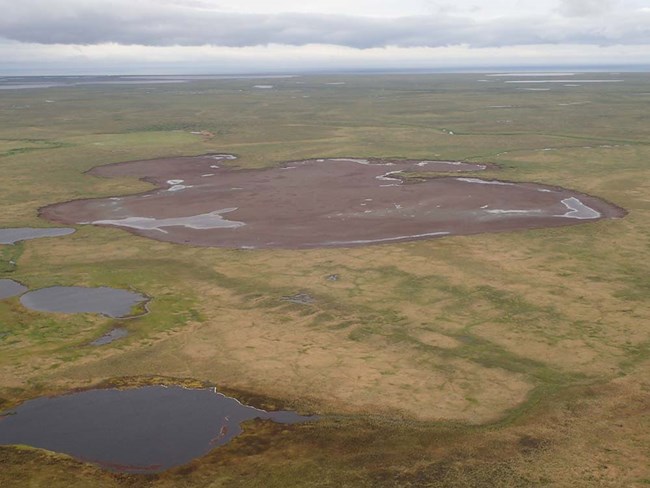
[0,74,649,486]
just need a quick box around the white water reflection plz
[559,197,601,219]
[322,231,450,246]
[92,209,245,233]
[457,178,513,186]
[485,209,542,215]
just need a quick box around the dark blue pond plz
[89,327,129,346]
[0,279,27,300]
[0,386,317,473]
[0,227,74,244]
[20,286,147,318]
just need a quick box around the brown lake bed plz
[40,155,626,249]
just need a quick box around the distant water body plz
[0,75,297,90]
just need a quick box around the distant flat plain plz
[0,72,648,487]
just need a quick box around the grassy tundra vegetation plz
[0,73,649,487]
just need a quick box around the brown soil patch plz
[40,154,626,249]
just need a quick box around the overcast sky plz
[1,0,649,75]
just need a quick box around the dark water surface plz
[20,286,147,318]
[89,327,129,345]
[0,386,316,473]
[0,279,27,300]
[0,227,75,244]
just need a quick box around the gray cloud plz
[1,0,649,48]
[557,0,618,17]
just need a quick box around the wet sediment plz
[40,154,626,249]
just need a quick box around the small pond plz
[0,279,28,300]
[0,386,317,473]
[89,327,129,346]
[20,286,147,318]
[0,227,75,245]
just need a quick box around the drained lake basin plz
[20,286,147,318]
[41,155,626,249]
[0,386,317,473]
